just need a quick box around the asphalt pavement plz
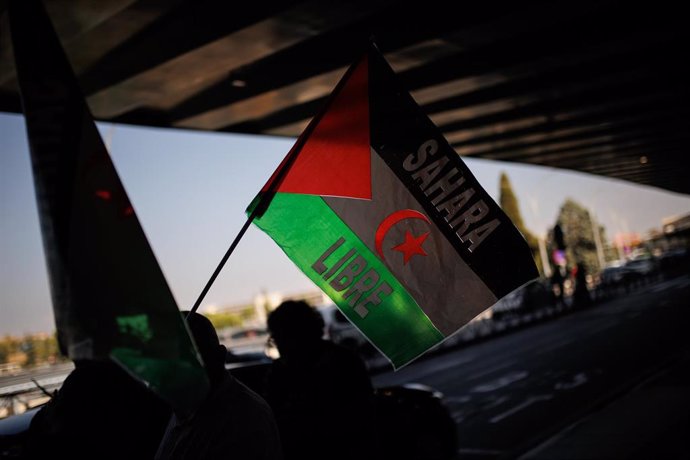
[372,274,690,459]
[518,349,690,459]
[3,274,688,459]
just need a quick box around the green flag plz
[249,46,538,369]
[9,0,209,413]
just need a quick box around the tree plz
[554,199,609,275]
[25,334,59,366]
[0,335,21,365]
[499,172,543,275]
[206,311,244,330]
[0,334,60,367]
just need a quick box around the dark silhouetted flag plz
[249,46,538,368]
[9,0,208,413]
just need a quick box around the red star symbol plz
[392,231,430,265]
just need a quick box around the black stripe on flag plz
[367,47,538,298]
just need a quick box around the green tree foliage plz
[554,198,608,275]
[205,311,244,330]
[0,335,20,363]
[0,333,60,367]
[499,172,543,275]
[28,334,59,365]
[239,306,258,322]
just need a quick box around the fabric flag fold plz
[9,0,209,413]
[249,45,539,369]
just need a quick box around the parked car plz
[374,383,457,460]
[317,303,378,358]
[220,326,270,357]
[657,248,690,277]
[624,256,658,278]
[596,264,638,296]
[491,278,552,321]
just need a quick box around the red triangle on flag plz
[262,55,371,199]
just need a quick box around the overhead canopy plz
[1,0,688,194]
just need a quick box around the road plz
[0,362,73,395]
[2,274,688,457]
[372,274,690,459]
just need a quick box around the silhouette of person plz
[572,262,592,308]
[25,357,171,460]
[155,311,282,460]
[550,266,566,307]
[264,301,377,460]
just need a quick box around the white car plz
[316,304,375,356]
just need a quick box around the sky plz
[2,111,689,336]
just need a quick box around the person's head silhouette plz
[154,311,283,459]
[267,300,324,363]
[181,310,227,385]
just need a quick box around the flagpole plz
[189,216,252,314]
[188,182,290,315]
[188,113,329,315]
[189,49,368,315]
[188,127,315,315]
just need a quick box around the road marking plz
[484,395,510,409]
[467,361,516,381]
[465,324,609,382]
[444,395,472,404]
[533,337,578,355]
[0,374,67,397]
[472,370,528,393]
[467,334,582,381]
[649,283,675,293]
[555,372,588,390]
[489,394,553,423]
[532,321,619,354]
[418,355,476,374]
[649,277,690,293]
[451,411,465,423]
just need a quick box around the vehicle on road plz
[317,303,378,359]
[490,278,552,321]
[624,256,658,278]
[657,248,690,277]
[596,264,637,296]
[596,256,661,298]
[219,326,269,357]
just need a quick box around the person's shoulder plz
[225,372,273,411]
[324,340,365,363]
[320,341,371,375]
[222,373,281,434]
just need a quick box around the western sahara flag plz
[250,45,539,368]
[9,0,208,413]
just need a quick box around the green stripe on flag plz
[253,193,444,368]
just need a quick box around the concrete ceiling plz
[1,0,689,194]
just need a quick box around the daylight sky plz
[2,111,689,335]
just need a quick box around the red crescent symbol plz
[375,209,431,261]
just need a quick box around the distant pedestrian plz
[155,311,282,460]
[572,262,592,308]
[550,266,566,307]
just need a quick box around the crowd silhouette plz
[263,300,377,460]
[155,311,282,460]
